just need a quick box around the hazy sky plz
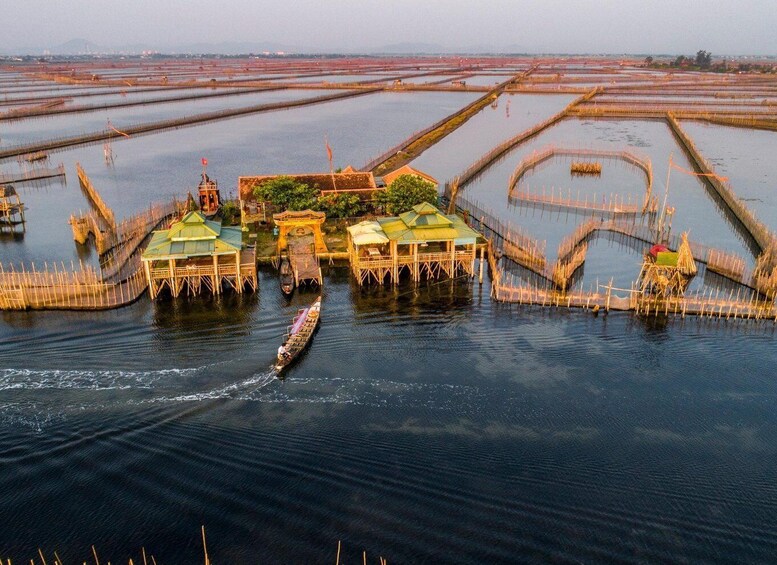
[4,0,776,54]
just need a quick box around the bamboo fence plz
[0,261,147,310]
[76,162,116,229]
[0,163,65,185]
[666,112,777,256]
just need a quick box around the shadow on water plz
[151,291,258,334]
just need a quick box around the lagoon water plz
[1,82,777,563]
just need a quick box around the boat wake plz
[145,368,278,403]
[0,366,205,391]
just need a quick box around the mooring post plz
[479,245,485,284]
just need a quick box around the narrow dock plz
[289,239,322,287]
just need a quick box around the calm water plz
[2,77,777,563]
[2,274,777,563]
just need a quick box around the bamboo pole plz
[201,526,210,565]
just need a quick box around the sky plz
[2,0,776,55]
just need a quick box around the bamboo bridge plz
[1,197,180,310]
[449,194,777,321]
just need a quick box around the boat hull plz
[275,297,321,374]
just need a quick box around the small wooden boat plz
[279,254,295,296]
[275,296,321,373]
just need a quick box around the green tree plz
[695,50,712,68]
[253,176,319,211]
[377,174,438,215]
[316,193,363,218]
[220,200,240,225]
[644,56,654,65]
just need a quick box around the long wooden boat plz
[275,296,321,373]
[279,254,295,296]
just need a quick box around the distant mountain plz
[47,38,105,55]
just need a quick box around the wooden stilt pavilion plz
[141,211,256,299]
[347,202,482,285]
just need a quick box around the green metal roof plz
[372,203,482,245]
[167,211,222,241]
[398,202,453,228]
[142,213,242,261]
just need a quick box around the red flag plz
[325,138,333,163]
[201,157,208,167]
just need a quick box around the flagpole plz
[325,135,335,192]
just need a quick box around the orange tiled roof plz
[382,165,439,187]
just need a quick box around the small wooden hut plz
[0,184,25,230]
[347,202,482,285]
[637,234,696,298]
[141,211,256,299]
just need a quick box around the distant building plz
[381,165,439,188]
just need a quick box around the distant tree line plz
[644,51,776,73]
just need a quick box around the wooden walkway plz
[492,275,777,321]
[289,237,322,287]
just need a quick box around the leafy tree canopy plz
[377,174,438,215]
[316,193,363,218]
[253,176,319,211]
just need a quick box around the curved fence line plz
[507,144,654,212]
